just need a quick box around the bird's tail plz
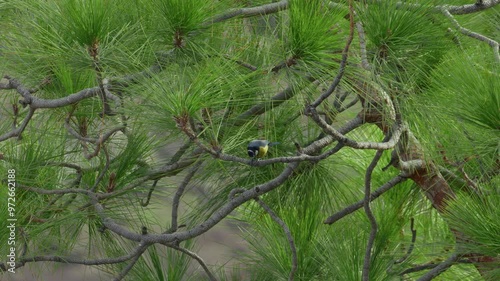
[268,142,280,147]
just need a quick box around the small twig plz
[399,263,440,275]
[141,180,159,207]
[167,161,203,233]
[337,96,359,113]
[395,218,417,264]
[0,107,36,141]
[332,90,350,112]
[90,146,111,192]
[416,253,461,281]
[310,0,354,108]
[255,198,297,281]
[146,159,198,180]
[457,165,481,193]
[228,188,246,200]
[112,246,147,281]
[398,257,472,275]
[167,140,193,165]
[223,55,258,71]
[362,134,389,281]
[169,244,218,281]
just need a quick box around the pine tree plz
[1,0,499,280]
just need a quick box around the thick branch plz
[445,0,500,15]
[308,107,404,150]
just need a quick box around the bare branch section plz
[445,0,500,15]
[395,218,417,264]
[308,106,404,150]
[324,174,408,224]
[112,247,148,281]
[0,107,35,141]
[167,160,203,233]
[416,253,462,281]
[208,0,288,24]
[362,134,391,281]
[441,8,500,62]
[168,244,218,281]
[1,243,149,272]
[4,76,101,109]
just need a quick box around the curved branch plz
[167,160,203,233]
[362,134,389,281]
[112,247,148,281]
[441,8,499,62]
[9,77,101,108]
[182,116,362,167]
[255,198,297,281]
[208,0,288,25]
[0,107,36,141]
[310,0,355,108]
[168,244,218,281]
[308,106,404,150]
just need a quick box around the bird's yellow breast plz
[257,145,269,158]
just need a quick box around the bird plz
[247,140,279,159]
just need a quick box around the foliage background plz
[0,0,499,280]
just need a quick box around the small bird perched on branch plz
[247,140,280,159]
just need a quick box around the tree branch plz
[416,253,461,281]
[395,218,417,264]
[167,161,203,233]
[324,174,408,224]
[1,243,149,272]
[255,198,297,281]
[112,247,148,281]
[310,0,355,108]
[0,107,36,141]
[441,9,500,62]
[208,0,289,25]
[168,244,218,281]
[445,0,500,15]
[362,134,390,281]
[307,106,404,150]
